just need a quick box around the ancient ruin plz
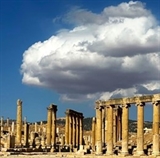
[0,93,160,158]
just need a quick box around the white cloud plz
[21,1,160,102]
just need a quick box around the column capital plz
[122,104,131,108]
[17,99,22,105]
[136,102,145,106]
[106,104,115,108]
[152,101,160,106]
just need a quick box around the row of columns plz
[65,109,83,149]
[46,104,57,150]
[94,98,160,156]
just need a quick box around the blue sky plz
[0,0,159,122]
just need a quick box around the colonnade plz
[65,109,83,149]
[94,94,160,156]
[46,104,57,150]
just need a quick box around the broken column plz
[16,99,22,147]
[152,100,160,156]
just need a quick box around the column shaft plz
[69,115,72,145]
[16,99,22,146]
[65,112,69,145]
[47,107,52,146]
[79,116,83,145]
[24,123,29,147]
[102,108,105,147]
[152,101,160,155]
[51,109,56,148]
[95,107,102,155]
[92,117,96,152]
[76,117,79,147]
[105,108,108,145]
[121,104,129,155]
[136,103,144,155]
[106,105,113,155]
[72,116,76,147]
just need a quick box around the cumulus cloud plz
[21,1,160,102]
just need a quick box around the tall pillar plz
[102,108,105,147]
[113,109,117,145]
[136,102,145,155]
[105,108,108,145]
[79,115,83,149]
[121,103,130,155]
[24,123,29,147]
[35,122,38,133]
[106,105,113,155]
[46,106,52,147]
[51,105,57,151]
[96,105,102,155]
[92,117,96,152]
[0,116,3,126]
[65,110,69,145]
[16,99,22,146]
[7,117,9,127]
[72,115,76,147]
[0,125,1,151]
[76,116,79,147]
[69,114,72,146]
[152,101,160,156]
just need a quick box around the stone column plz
[72,115,76,147]
[65,111,69,145]
[121,103,130,155]
[7,117,9,127]
[0,125,1,151]
[51,106,57,151]
[152,101,160,156]
[113,109,117,145]
[35,122,38,133]
[16,99,22,146]
[92,117,96,152]
[106,105,113,155]
[105,108,108,145]
[79,115,83,150]
[0,116,3,126]
[46,106,52,147]
[76,116,79,147]
[69,114,73,146]
[95,105,102,155]
[11,122,15,134]
[24,123,29,147]
[102,108,105,147]
[136,102,145,155]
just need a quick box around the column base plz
[95,152,103,156]
[106,152,113,155]
[121,151,129,156]
[79,145,83,150]
[136,151,145,156]
[152,151,160,156]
